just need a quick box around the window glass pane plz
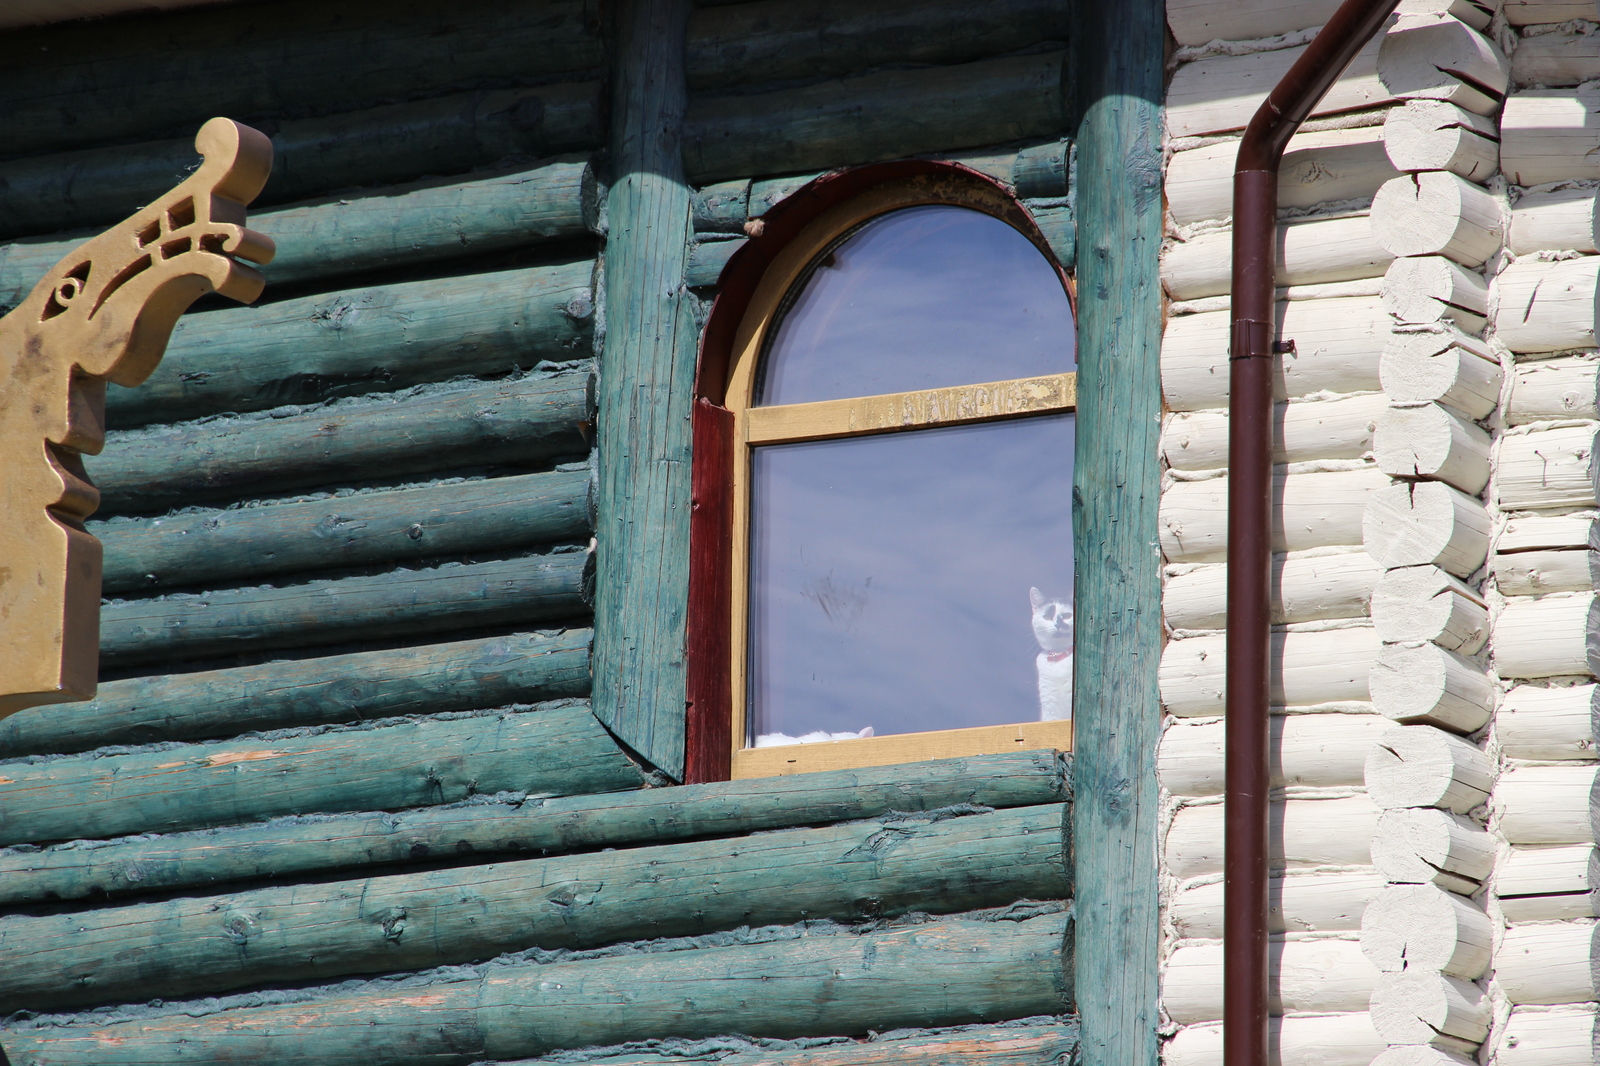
[756,205,1075,406]
[748,414,1074,744]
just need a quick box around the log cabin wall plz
[1159,1,1600,1064]
[0,1,1082,1064]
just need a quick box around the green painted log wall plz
[0,804,1067,1010]
[0,914,1070,1066]
[0,704,643,846]
[103,265,594,428]
[0,750,1063,904]
[0,630,593,759]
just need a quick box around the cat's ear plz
[1029,586,1045,609]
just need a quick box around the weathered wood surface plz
[1365,725,1493,813]
[1169,871,1383,937]
[1163,1013,1384,1066]
[0,804,1067,1011]
[1501,87,1600,187]
[1369,171,1502,266]
[1493,592,1598,680]
[100,552,589,668]
[1161,394,1386,471]
[0,704,641,847]
[1379,14,1507,116]
[1165,125,1395,227]
[1382,99,1499,182]
[1160,628,1380,716]
[1495,921,1595,1004]
[1370,970,1489,1048]
[1493,257,1599,354]
[1162,468,1390,563]
[1374,401,1491,494]
[1380,327,1501,420]
[1071,4,1164,1063]
[98,471,590,594]
[0,83,603,242]
[1363,479,1491,577]
[1360,883,1492,978]
[592,0,697,781]
[1496,1008,1596,1066]
[104,263,594,428]
[1162,298,1391,410]
[1502,0,1595,23]
[1510,188,1598,256]
[1496,844,1598,923]
[0,0,603,159]
[0,750,1065,905]
[1495,682,1598,760]
[1163,939,1380,1023]
[0,913,1071,1066]
[1164,0,1337,47]
[1161,550,1380,630]
[1495,549,1598,595]
[1165,795,1379,879]
[1162,214,1393,301]
[686,0,1069,92]
[683,52,1066,184]
[1369,641,1493,733]
[1493,764,1598,844]
[2,630,592,758]
[1509,358,1600,425]
[1158,713,1392,796]
[1511,29,1600,89]
[1382,255,1488,331]
[1370,807,1494,893]
[1370,564,1487,654]
[0,159,593,310]
[94,376,592,515]
[1166,37,1387,139]
[1497,427,1600,511]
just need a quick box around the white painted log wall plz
[1160,627,1381,716]
[1494,1008,1597,1066]
[1166,126,1397,227]
[1162,1014,1386,1066]
[1165,796,1381,880]
[1159,713,1395,795]
[1163,939,1383,1022]
[1162,468,1391,563]
[1496,682,1598,760]
[1163,214,1395,301]
[1166,38,1389,139]
[1163,551,1381,630]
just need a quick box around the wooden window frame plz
[685,161,1076,783]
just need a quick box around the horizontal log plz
[1162,214,1393,301]
[0,913,1070,1066]
[1162,468,1390,563]
[1165,125,1396,227]
[1382,99,1499,183]
[682,52,1065,184]
[0,704,643,847]
[1162,297,1391,410]
[0,0,602,159]
[94,376,593,514]
[1162,1014,1384,1066]
[1494,256,1600,354]
[1497,541,1597,594]
[685,0,1069,92]
[1511,188,1599,256]
[1369,1050,1475,1066]
[1500,514,1600,553]
[1496,682,1599,761]
[1370,806,1495,893]
[1503,0,1595,22]
[0,159,593,310]
[1497,844,1599,923]
[97,471,590,594]
[1158,713,1394,796]
[1498,425,1600,512]
[1368,641,1493,733]
[1374,401,1491,494]
[1494,764,1598,844]
[1501,86,1600,187]
[1365,724,1493,813]
[104,262,595,428]
[1379,14,1508,116]
[1360,882,1492,978]
[0,750,1065,906]
[1166,37,1388,140]
[0,630,592,759]
[1165,795,1379,879]
[1370,971,1489,1049]
[1497,1008,1597,1066]
[1382,254,1488,332]
[1163,0,1337,47]
[1370,564,1487,653]
[686,235,744,288]
[101,552,590,668]
[1163,939,1380,1023]
[1379,326,1501,420]
[1161,550,1381,630]
[1509,357,1600,426]
[1162,394,1386,471]
[1363,479,1490,577]
[0,803,1067,1011]
[1169,870,1384,938]
[1511,28,1600,89]
[1369,171,1502,266]
[0,83,602,242]
[1493,592,1598,680]
[1159,627,1380,716]
[1495,921,1596,1005]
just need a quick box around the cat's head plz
[1029,587,1074,653]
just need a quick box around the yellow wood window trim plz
[723,176,1076,779]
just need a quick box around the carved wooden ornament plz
[0,117,274,718]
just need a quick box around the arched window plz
[687,165,1076,781]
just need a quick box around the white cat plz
[1030,587,1073,722]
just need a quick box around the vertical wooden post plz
[1068,3,1165,1064]
[592,0,696,779]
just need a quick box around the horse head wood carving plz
[0,117,274,718]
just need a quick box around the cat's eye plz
[690,174,1077,780]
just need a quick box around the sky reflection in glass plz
[748,414,1075,742]
[757,205,1076,406]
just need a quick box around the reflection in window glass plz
[757,205,1076,406]
[748,415,1075,744]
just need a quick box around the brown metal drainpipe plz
[1225,2,1400,1065]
